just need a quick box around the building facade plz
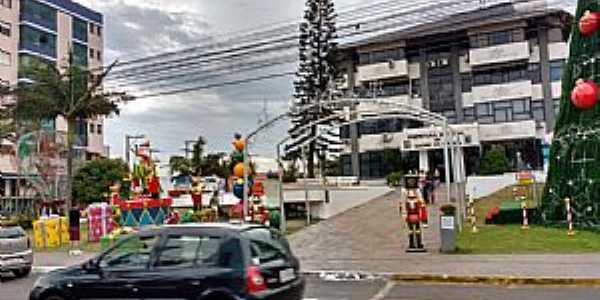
[0,0,105,215]
[336,2,571,179]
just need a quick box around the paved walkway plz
[289,189,600,279]
[289,189,443,269]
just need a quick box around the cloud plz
[84,0,379,162]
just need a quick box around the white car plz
[0,225,33,277]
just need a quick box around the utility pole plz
[181,140,196,159]
[125,134,145,169]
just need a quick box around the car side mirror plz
[83,259,101,273]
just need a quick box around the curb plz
[302,270,600,286]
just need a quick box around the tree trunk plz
[307,126,316,178]
[65,118,75,212]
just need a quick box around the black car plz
[30,223,304,300]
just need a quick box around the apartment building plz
[336,1,571,179]
[0,0,105,215]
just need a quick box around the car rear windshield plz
[0,226,26,239]
[241,228,292,263]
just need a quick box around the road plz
[4,273,600,300]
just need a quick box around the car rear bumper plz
[248,276,305,300]
[0,249,33,272]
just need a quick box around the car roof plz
[167,222,265,230]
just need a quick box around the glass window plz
[461,73,472,92]
[0,21,10,37]
[476,103,491,117]
[340,125,350,139]
[89,48,94,59]
[73,42,88,67]
[20,25,56,58]
[512,99,530,113]
[494,108,511,123]
[97,26,102,36]
[464,107,475,122]
[359,53,370,65]
[529,63,541,84]
[550,60,564,82]
[96,50,102,60]
[20,0,56,31]
[156,235,221,268]
[554,98,560,115]
[72,17,87,42]
[242,228,291,264]
[490,30,510,45]
[89,23,94,34]
[532,101,545,121]
[100,235,160,269]
[411,79,420,98]
[341,155,352,176]
[88,123,94,133]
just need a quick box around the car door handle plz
[124,284,139,292]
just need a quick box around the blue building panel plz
[43,0,103,24]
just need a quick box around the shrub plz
[479,145,511,175]
[386,171,404,187]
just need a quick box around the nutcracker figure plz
[401,175,426,252]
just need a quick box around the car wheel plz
[13,267,31,278]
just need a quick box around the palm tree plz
[190,136,206,175]
[8,52,131,211]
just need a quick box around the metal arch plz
[243,97,460,225]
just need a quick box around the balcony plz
[478,120,536,141]
[471,80,532,103]
[356,59,408,83]
[469,41,530,66]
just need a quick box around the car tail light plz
[246,266,266,294]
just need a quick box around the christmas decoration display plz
[579,10,599,36]
[112,138,173,227]
[32,216,69,248]
[117,198,172,227]
[571,79,598,110]
[543,1,600,229]
[228,133,270,224]
[87,203,114,243]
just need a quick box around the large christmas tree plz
[543,0,600,228]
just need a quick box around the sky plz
[74,0,576,164]
[74,0,366,164]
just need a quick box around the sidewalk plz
[33,251,95,269]
[288,189,600,283]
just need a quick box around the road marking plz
[369,281,396,300]
[32,266,65,274]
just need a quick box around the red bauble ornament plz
[579,10,600,36]
[571,79,598,110]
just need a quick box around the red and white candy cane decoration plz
[521,200,529,230]
[565,198,575,236]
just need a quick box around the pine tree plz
[288,0,340,178]
[543,1,600,227]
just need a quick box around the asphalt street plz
[4,273,600,300]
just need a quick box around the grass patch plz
[457,225,600,254]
